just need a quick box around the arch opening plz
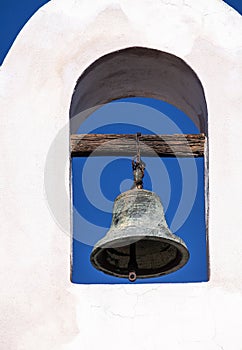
[70,47,209,284]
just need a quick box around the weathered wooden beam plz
[71,133,205,158]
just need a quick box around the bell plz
[90,188,190,281]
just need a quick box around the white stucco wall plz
[0,0,242,349]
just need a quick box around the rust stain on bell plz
[90,188,190,281]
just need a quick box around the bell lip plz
[90,235,190,280]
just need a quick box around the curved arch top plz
[70,47,207,134]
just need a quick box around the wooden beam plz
[71,133,205,158]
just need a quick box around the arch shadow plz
[69,47,207,135]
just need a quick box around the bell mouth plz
[90,236,189,280]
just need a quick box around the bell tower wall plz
[0,1,242,349]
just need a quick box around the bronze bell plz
[90,133,189,281]
[90,188,189,281]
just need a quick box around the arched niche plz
[69,47,207,134]
[70,46,209,284]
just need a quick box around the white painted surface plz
[0,0,242,349]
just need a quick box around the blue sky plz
[72,98,207,284]
[1,1,241,284]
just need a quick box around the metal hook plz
[132,133,145,189]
